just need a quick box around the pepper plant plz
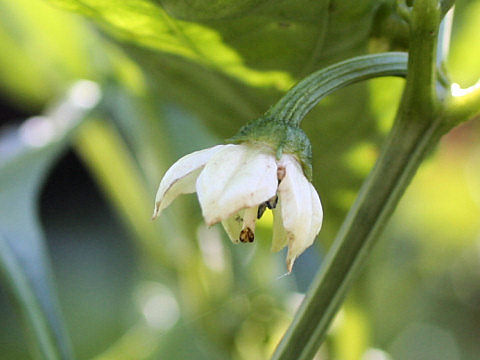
[0,0,479,359]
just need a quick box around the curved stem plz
[266,52,408,126]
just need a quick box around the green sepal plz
[227,116,313,180]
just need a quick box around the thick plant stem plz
[403,0,440,118]
[271,112,444,360]
[271,1,443,359]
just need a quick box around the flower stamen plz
[267,195,278,209]
[257,203,268,219]
[257,195,279,219]
[240,207,257,243]
[239,227,254,243]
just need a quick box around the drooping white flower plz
[152,143,323,272]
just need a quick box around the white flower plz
[152,143,323,272]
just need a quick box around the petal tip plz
[286,256,296,273]
[151,204,161,220]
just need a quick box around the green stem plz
[271,1,442,359]
[267,52,408,126]
[403,0,440,118]
[229,53,408,179]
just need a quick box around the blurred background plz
[0,0,480,359]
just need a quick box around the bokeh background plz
[0,0,480,359]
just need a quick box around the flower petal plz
[196,144,277,225]
[152,145,227,219]
[307,182,323,244]
[221,210,244,244]
[271,203,288,252]
[277,155,323,272]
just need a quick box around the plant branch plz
[403,0,440,118]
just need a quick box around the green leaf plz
[44,0,377,89]
[0,145,72,360]
[0,81,101,359]
[47,0,297,89]
[0,0,100,109]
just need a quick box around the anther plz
[239,227,254,243]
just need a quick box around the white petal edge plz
[277,154,322,272]
[152,145,228,219]
[196,144,278,225]
[307,183,323,245]
[286,182,323,270]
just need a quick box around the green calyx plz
[226,53,411,183]
[228,116,313,180]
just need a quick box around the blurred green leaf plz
[7,0,476,359]
[74,118,171,265]
[0,81,101,359]
[45,0,337,89]
[0,0,100,110]
[45,0,378,83]
[0,139,73,359]
[448,0,480,85]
